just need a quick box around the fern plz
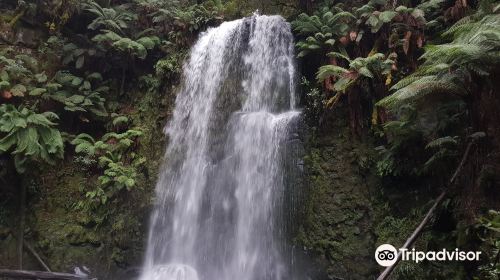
[379,80,469,108]
[292,6,355,56]
[378,11,500,109]
[72,125,145,207]
[317,53,393,86]
[425,136,459,149]
[476,210,500,280]
[84,0,135,35]
[316,65,349,82]
[92,30,160,60]
[150,1,221,33]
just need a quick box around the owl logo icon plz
[375,244,398,267]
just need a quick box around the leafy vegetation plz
[378,3,500,108]
[317,52,394,107]
[295,0,500,279]
[475,210,500,279]
[72,125,145,208]
[0,0,236,240]
[0,0,499,278]
[292,0,430,130]
[0,104,63,173]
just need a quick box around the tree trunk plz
[377,142,474,280]
[298,0,313,13]
[0,269,88,280]
[24,240,52,272]
[17,180,26,269]
[347,89,362,137]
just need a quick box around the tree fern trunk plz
[17,180,26,269]
[298,0,313,13]
[348,89,362,137]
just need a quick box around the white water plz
[140,15,299,280]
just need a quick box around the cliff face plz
[295,77,500,279]
[295,106,382,279]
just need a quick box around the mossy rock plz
[296,107,381,279]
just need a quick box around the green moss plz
[297,108,381,279]
[5,75,179,278]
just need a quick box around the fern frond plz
[379,80,468,108]
[385,11,500,109]
[442,16,473,38]
[316,65,349,82]
[426,136,459,149]
[326,51,351,62]
[390,75,436,91]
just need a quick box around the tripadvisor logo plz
[375,244,482,267]
[375,244,398,267]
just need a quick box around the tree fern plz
[316,65,349,82]
[84,0,135,35]
[317,53,393,83]
[292,6,355,56]
[378,10,500,109]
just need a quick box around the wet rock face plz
[0,17,43,47]
[0,22,15,43]
[14,27,41,47]
[296,107,381,279]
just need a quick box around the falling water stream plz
[139,15,299,280]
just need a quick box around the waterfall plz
[140,15,299,280]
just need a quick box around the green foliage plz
[84,0,135,35]
[375,105,423,177]
[318,53,393,84]
[92,30,160,60]
[375,89,471,179]
[291,0,429,127]
[292,0,427,59]
[422,136,459,171]
[292,7,355,57]
[475,210,500,279]
[0,48,107,117]
[374,205,432,280]
[376,214,419,246]
[150,1,224,33]
[83,0,163,61]
[155,53,183,77]
[317,52,394,107]
[0,51,44,97]
[60,40,97,70]
[378,9,500,108]
[359,4,426,33]
[372,3,499,197]
[112,115,129,127]
[47,71,108,116]
[0,104,63,173]
[72,127,145,207]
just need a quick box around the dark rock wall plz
[295,106,382,279]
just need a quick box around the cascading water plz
[140,14,299,280]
